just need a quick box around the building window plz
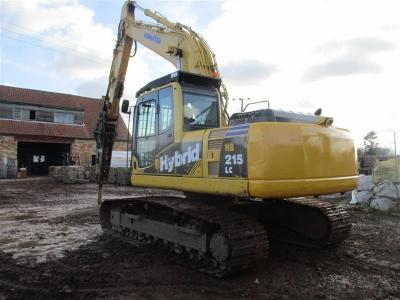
[54,112,75,124]
[29,110,36,120]
[0,102,83,124]
[14,108,29,120]
[0,104,13,119]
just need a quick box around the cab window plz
[159,87,173,132]
[136,100,156,168]
[183,92,219,130]
[137,100,156,137]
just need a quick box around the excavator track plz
[100,196,269,278]
[258,198,352,248]
[99,196,351,277]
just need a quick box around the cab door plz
[134,86,174,174]
[135,91,158,173]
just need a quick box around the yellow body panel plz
[247,122,358,198]
[249,177,357,198]
[133,175,248,197]
[131,118,357,198]
[130,82,357,199]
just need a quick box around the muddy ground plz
[0,179,399,300]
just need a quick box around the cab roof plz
[135,71,221,97]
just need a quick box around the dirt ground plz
[0,179,399,300]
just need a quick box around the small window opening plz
[29,110,36,120]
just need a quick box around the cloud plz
[220,59,278,85]
[141,1,198,29]
[75,77,108,98]
[2,57,45,73]
[382,24,400,32]
[2,82,16,87]
[3,0,114,80]
[304,37,395,82]
[297,99,316,109]
[304,57,381,82]
[349,37,395,53]
[316,37,394,54]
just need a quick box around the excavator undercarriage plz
[100,195,351,278]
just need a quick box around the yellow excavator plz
[94,1,358,277]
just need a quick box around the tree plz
[362,131,391,155]
[363,131,379,154]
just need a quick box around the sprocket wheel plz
[210,232,231,262]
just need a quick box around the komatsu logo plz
[144,32,161,44]
[160,143,200,173]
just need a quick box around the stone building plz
[0,85,130,178]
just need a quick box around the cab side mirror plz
[121,100,130,114]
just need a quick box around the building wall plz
[71,139,129,166]
[0,135,17,178]
[0,135,17,160]
[114,141,130,152]
[0,135,129,178]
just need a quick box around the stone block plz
[62,166,85,184]
[357,175,373,191]
[117,168,131,186]
[350,190,372,205]
[373,158,400,184]
[373,182,400,200]
[370,198,395,211]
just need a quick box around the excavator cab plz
[128,71,222,176]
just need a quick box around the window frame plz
[158,86,174,134]
[136,99,157,138]
[54,112,75,124]
[182,85,220,131]
[0,102,84,125]
[134,97,158,169]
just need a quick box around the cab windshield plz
[183,91,219,130]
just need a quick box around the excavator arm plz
[95,1,228,203]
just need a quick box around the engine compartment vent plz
[208,161,219,176]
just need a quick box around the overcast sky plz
[1,0,399,149]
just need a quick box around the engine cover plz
[229,109,321,126]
